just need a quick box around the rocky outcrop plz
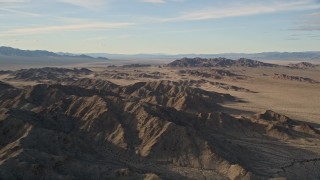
[0,81,14,92]
[168,57,278,68]
[9,67,93,82]
[0,81,319,179]
[178,69,245,79]
[288,62,318,69]
[68,78,120,90]
[273,73,319,83]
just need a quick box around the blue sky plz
[0,0,320,54]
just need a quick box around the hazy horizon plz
[1,46,320,55]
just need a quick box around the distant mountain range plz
[88,52,320,61]
[1,46,320,61]
[0,46,107,60]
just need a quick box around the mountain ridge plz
[0,66,320,179]
[0,46,108,60]
[167,57,279,68]
[88,51,320,61]
[1,46,320,61]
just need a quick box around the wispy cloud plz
[295,22,320,31]
[85,36,110,41]
[299,26,320,31]
[157,0,320,22]
[141,0,186,4]
[0,7,42,17]
[0,0,25,4]
[59,0,107,10]
[0,22,135,37]
[0,0,42,17]
[142,0,166,4]
[288,34,320,39]
[294,11,320,31]
[307,12,320,17]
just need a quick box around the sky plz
[0,0,320,54]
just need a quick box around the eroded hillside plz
[0,65,320,180]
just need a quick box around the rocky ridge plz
[6,67,93,82]
[274,73,319,84]
[288,62,318,69]
[178,69,245,80]
[168,57,278,68]
[0,78,319,179]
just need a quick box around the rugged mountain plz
[0,70,13,75]
[8,67,93,82]
[234,58,277,67]
[97,70,166,80]
[98,71,132,80]
[167,57,278,68]
[167,57,224,67]
[132,79,254,93]
[0,46,107,60]
[0,78,319,179]
[0,46,58,57]
[115,80,234,112]
[178,69,245,80]
[288,62,318,69]
[0,81,14,91]
[68,78,120,90]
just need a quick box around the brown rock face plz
[0,81,14,92]
[0,78,319,179]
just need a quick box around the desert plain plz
[0,58,320,179]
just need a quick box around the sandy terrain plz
[0,59,319,179]
[71,64,320,124]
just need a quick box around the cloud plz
[141,0,186,4]
[285,37,300,41]
[59,0,107,10]
[0,22,135,37]
[307,12,320,17]
[295,23,320,31]
[85,36,110,41]
[142,0,166,3]
[0,0,43,17]
[0,0,25,3]
[294,10,320,31]
[0,7,42,17]
[157,0,320,22]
